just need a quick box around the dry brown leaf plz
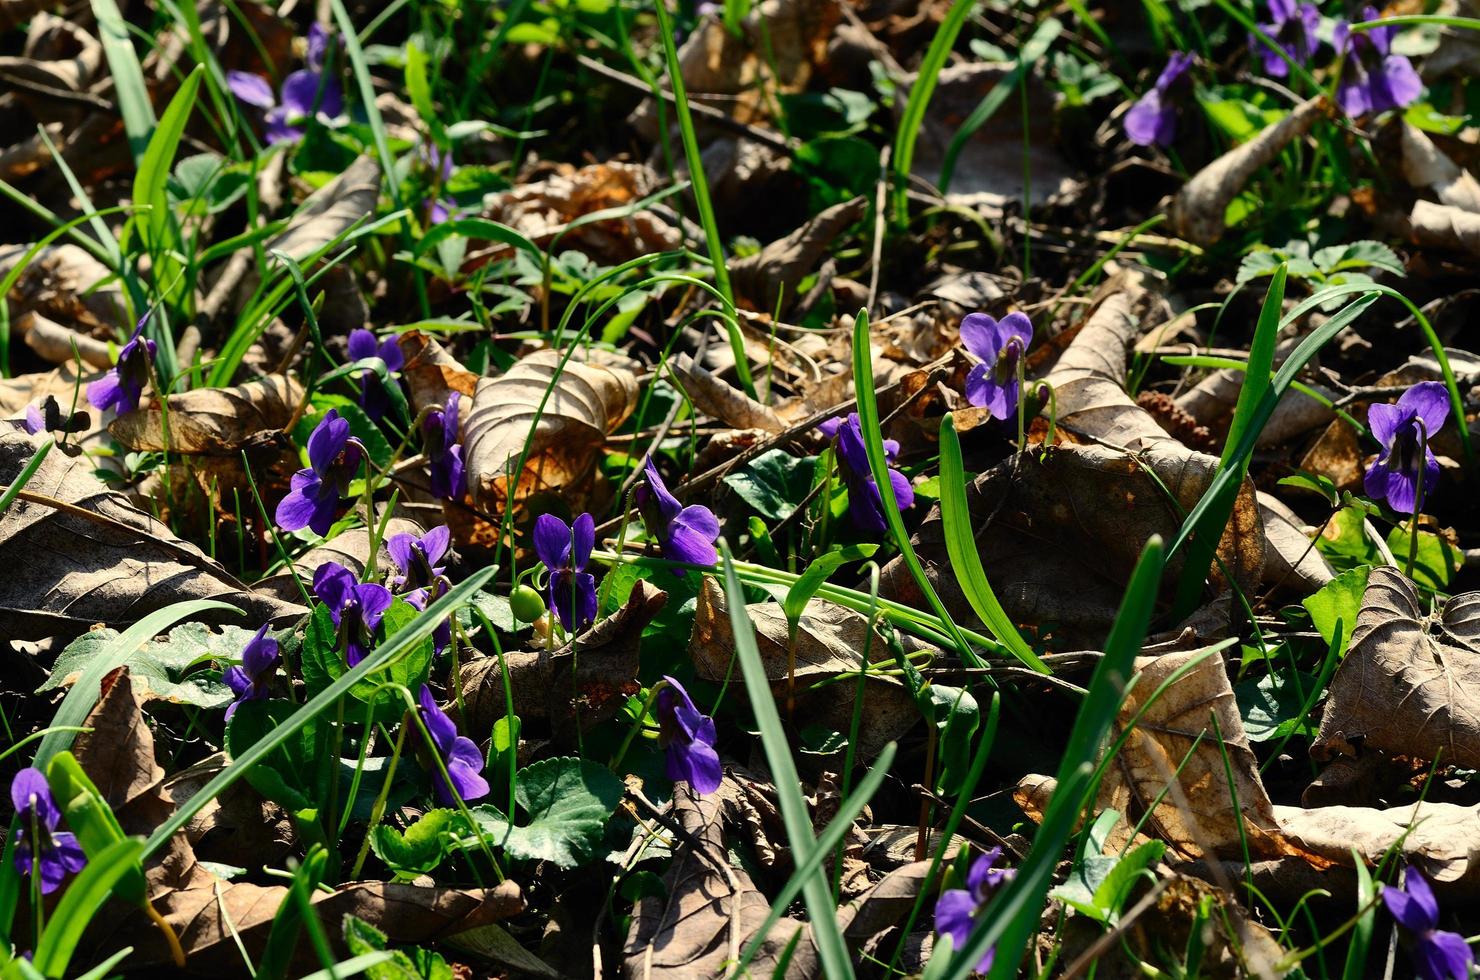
[463,349,637,512]
[1274,799,1480,891]
[0,242,126,335]
[460,579,664,740]
[108,375,303,454]
[1313,565,1480,770]
[72,670,525,972]
[0,13,102,124]
[267,155,381,262]
[1405,198,1480,256]
[1401,122,1480,213]
[730,196,866,314]
[0,0,61,32]
[1257,492,1334,593]
[396,329,478,415]
[0,421,302,640]
[668,353,785,434]
[19,311,113,368]
[689,577,920,761]
[1169,96,1327,245]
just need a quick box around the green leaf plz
[45,753,146,906]
[1314,505,1381,571]
[1302,566,1370,655]
[90,0,155,163]
[1235,670,1319,742]
[302,599,434,722]
[468,757,623,868]
[782,544,878,625]
[371,809,460,876]
[924,683,979,795]
[226,699,332,813]
[31,837,144,978]
[723,449,815,521]
[344,915,456,980]
[1387,525,1460,591]
[40,622,258,709]
[1313,240,1405,277]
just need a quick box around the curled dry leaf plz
[1313,565,1480,770]
[1275,799,1480,894]
[108,375,303,453]
[0,242,126,334]
[730,196,866,314]
[1405,198,1480,257]
[463,349,638,511]
[267,155,381,262]
[1015,648,1291,861]
[254,519,429,603]
[0,0,61,33]
[1170,96,1327,246]
[1257,492,1334,594]
[0,422,302,640]
[19,311,113,368]
[396,329,478,415]
[460,579,665,740]
[690,576,921,761]
[0,13,102,120]
[72,669,525,973]
[1400,122,1480,213]
[668,352,785,434]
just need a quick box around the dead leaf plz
[0,13,102,121]
[1170,96,1327,246]
[668,353,785,434]
[0,0,61,32]
[730,196,866,314]
[1257,492,1334,593]
[0,242,127,335]
[267,156,381,262]
[19,311,114,368]
[459,579,665,740]
[0,421,302,640]
[1405,198,1480,257]
[1313,565,1480,770]
[1275,799,1480,892]
[463,349,638,512]
[1401,122,1480,213]
[108,375,303,454]
[689,577,920,761]
[396,329,478,415]
[253,520,430,603]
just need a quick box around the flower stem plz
[610,681,667,776]
[1406,422,1429,582]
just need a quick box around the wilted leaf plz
[1314,565,1480,770]
[690,576,920,761]
[463,349,638,511]
[0,422,302,640]
[1400,122,1480,213]
[109,375,303,453]
[267,155,381,262]
[1170,96,1328,245]
[730,196,866,314]
[668,353,785,434]
[0,242,126,334]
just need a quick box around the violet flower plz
[1365,381,1448,515]
[348,329,404,422]
[276,410,365,535]
[1333,9,1423,117]
[87,317,156,415]
[933,848,1015,974]
[417,685,489,804]
[533,512,597,633]
[1383,869,1474,980]
[312,561,393,667]
[227,25,343,145]
[422,392,465,501]
[1250,0,1320,77]
[388,525,452,654]
[21,404,43,435]
[960,311,1034,421]
[818,413,914,534]
[421,144,456,225]
[636,457,719,572]
[10,768,85,895]
[1125,52,1195,147]
[656,675,722,794]
[223,624,280,720]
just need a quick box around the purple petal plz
[958,313,1003,362]
[571,512,595,571]
[275,479,332,533]
[887,467,915,513]
[1366,401,1406,450]
[347,328,377,362]
[641,457,683,522]
[265,106,301,144]
[966,848,1004,901]
[23,404,44,434]
[241,624,279,675]
[1156,51,1195,91]
[418,685,457,753]
[312,561,357,613]
[307,410,351,475]
[533,514,573,570]
[1125,92,1175,147]
[86,372,123,413]
[446,737,490,800]
[378,336,405,371]
[11,769,57,829]
[223,665,252,700]
[666,738,723,794]
[307,22,332,72]
[817,417,842,439]
[666,506,721,568]
[1397,382,1450,438]
[965,365,1019,421]
[1419,930,1474,980]
[280,69,325,117]
[227,70,276,109]
[421,525,451,565]
[998,311,1033,349]
[386,532,416,579]
[1337,74,1372,117]
[356,583,394,631]
[933,889,976,948]
[575,571,598,630]
[1371,55,1423,112]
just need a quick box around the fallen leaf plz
[250,519,428,602]
[108,375,303,454]
[1313,565,1480,770]
[396,329,478,415]
[1400,122,1480,213]
[689,577,920,761]
[462,349,638,512]
[0,242,126,335]
[668,353,786,434]
[267,156,381,262]
[0,421,302,640]
[730,196,866,314]
[1169,96,1327,246]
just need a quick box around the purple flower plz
[306,23,336,73]
[960,311,1033,421]
[933,848,1015,973]
[276,410,365,535]
[348,329,404,421]
[223,624,280,720]
[86,317,156,415]
[533,512,597,633]
[10,768,86,895]
[1333,10,1423,117]
[636,457,719,572]
[1125,52,1195,147]
[21,404,44,434]
[227,30,343,146]
[387,525,451,591]
[312,561,393,667]
[420,144,457,224]
[1365,381,1448,515]
[819,413,914,534]
[422,392,466,501]
[1250,0,1320,77]
[656,676,722,794]
[417,685,489,805]
[1383,870,1474,980]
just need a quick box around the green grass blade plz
[0,440,52,514]
[851,309,981,667]
[33,599,241,768]
[718,543,855,979]
[1341,849,1376,980]
[90,0,156,163]
[949,537,1164,980]
[891,0,978,225]
[1171,264,1285,618]
[938,414,1045,671]
[141,566,497,859]
[31,837,144,978]
[730,741,897,976]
